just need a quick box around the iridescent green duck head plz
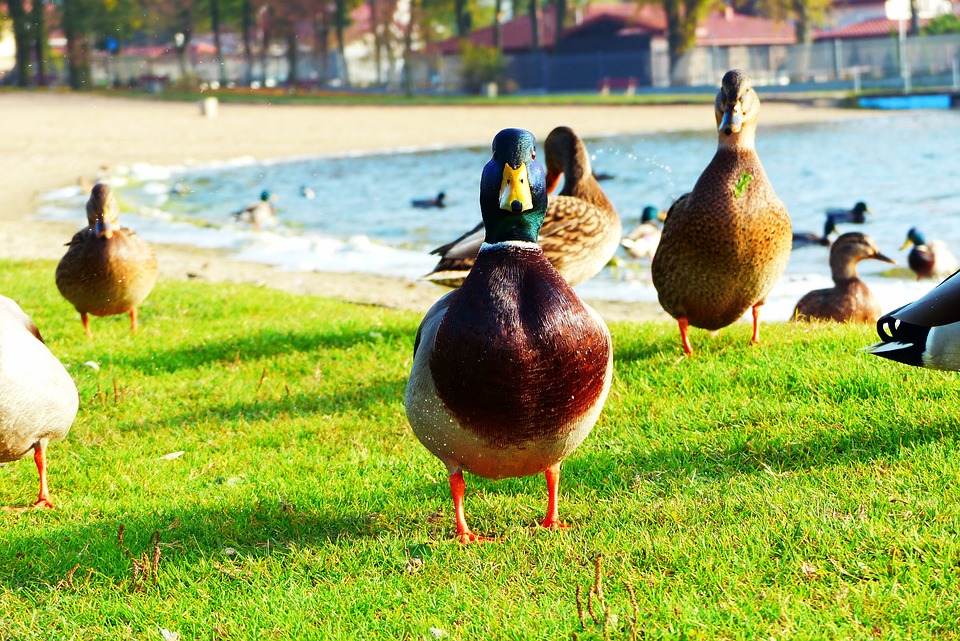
[86,183,120,239]
[715,69,760,144]
[480,128,548,245]
[902,226,928,249]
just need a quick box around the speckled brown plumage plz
[793,232,894,323]
[55,183,158,337]
[423,126,621,288]
[651,70,792,352]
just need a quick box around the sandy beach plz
[1,91,870,320]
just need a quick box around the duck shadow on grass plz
[105,326,415,374]
[0,497,426,590]
[565,415,960,496]
[108,374,409,432]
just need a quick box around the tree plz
[60,0,98,88]
[749,0,830,44]
[661,0,721,71]
[6,0,30,86]
[552,0,567,52]
[528,0,539,51]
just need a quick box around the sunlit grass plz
[1,258,958,639]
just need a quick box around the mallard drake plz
[422,125,621,288]
[405,128,613,543]
[792,214,839,249]
[412,191,446,209]
[56,183,158,338]
[621,205,664,260]
[0,296,78,509]
[864,268,960,370]
[651,69,793,355]
[233,190,278,229]
[827,201,870,224]
[901,227,958,281]
[792,232,895,323]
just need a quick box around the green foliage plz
[459,42,506,94]
[922,13,960,34]
[2,258,960,638]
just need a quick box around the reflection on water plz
[37,111,960,320]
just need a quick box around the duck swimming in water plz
[826,201,870,224]
[900,227,958,281]
[233,190,278,229]
[792,214,839,249]
[405,128,613,543]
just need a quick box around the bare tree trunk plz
[402,0,417,95]
[493,0,502,51]
[211,0,226,84]
[552,0,566,53]
[286,29,299,88]
[32,0,48,83]
[242,0,254,84]
[7,0,31,87]
[261,6,271,84]
[335,0,351,86]
[61,0,91,89]
[314,9,330,84]
[909,0,920,35]
[529,0,540,52]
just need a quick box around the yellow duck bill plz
[499,162,534,213]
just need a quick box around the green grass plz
[1,258,959,640]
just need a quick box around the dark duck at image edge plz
[55,183,159,338]
[651,69,793,355]
[865,269,960,371]
[404,128,613,544]
[422,125,621,288]
[792,232,895,324]
[0,296,78,510]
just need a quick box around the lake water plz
[37,110,960,321]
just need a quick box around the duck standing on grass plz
[651,69,792,355]
[233,190,278,230]
[865,269,960,371]
[422,125,621,288]
[900,227,958,281]
[792,232,895,323]
[0,296,78,510]
[56,183,158,338]
[405,128,613,543]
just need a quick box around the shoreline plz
[2,92,876,321]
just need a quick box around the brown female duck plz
[792,232,894,323]
[405,128,613,543]
[0,296,78,509]
[422,125,621,288]
[651,69,792,355]
[56,183,158,337]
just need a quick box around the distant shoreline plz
[1,91,876,321]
